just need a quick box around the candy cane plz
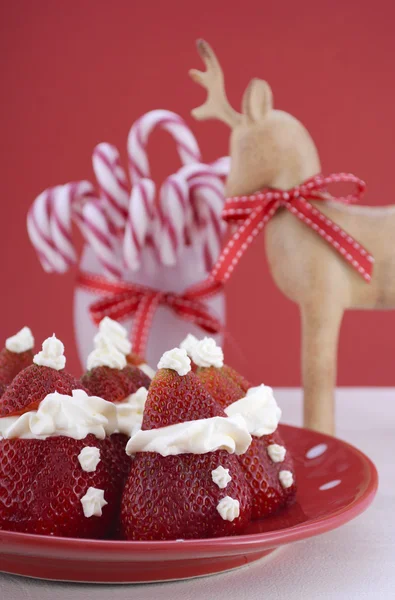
[27,187,69,273]
[160,162,227,269]
[158,172,190,265]
[189,173,226,270]
[28,180,95,273]
[127,110,201,182]
[81,200,122,279]
[123,178,156,271]
[50,181,97,266]
[92,143,129,230]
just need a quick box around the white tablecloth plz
[1,388,394,600]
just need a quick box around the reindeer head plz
[189,40,321,196]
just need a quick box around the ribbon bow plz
[208,173,374,286]
[77,272,223,357]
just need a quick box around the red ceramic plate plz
[0,424,378,584]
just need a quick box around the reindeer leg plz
[300,302,344,435]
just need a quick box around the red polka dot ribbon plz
[208,173,374,287]
[77,272,223,358]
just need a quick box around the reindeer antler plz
[189,39,241,128]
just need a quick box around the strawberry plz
[81,363,151,493]
[196,361,296,520]
[0,336,123,538]
[221,364,251,394]
[0,327,34,397]
[196,366,246,407]
[121,350,252,540]
[81,364,151,403]
[0,435,119,537]
[0,350,33,398]
[0,365,83,417]
[240,431,296,519]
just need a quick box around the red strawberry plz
[0,339,123,538]
[195,366,246,407]
[196,365,296,520]
[81,364,151,483]
[0,350,33,398]
[222,364,251,394]
[0,435,119,537]
[121,359,252,540]
[81,364,151,403]
[0,327,35,397]
[0,365,83,417]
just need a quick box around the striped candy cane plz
[157,172,190,265]
[80,199,122,279]
[27,180,96,273]
[127,110,201,183]
[28,181,122,279]
[159,162,228,270]
[123,178,157,271]
[92,143,129,230]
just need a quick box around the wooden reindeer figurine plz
[189,39,395,435]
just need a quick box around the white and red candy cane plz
[27,180,95,273]
[158,162,228,270]
[80,199,122,279]
[125,110,202,267]
[92,143,129,230]
[127,110,201,183]
[123,178,157,271]
[28,181,121,279]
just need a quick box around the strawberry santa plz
[0,327,35,397]
[0,334,126,538]
[181,335,297,519]
[81,318,153,483]
[121,347,253,540]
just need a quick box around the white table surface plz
[1,388,393,600]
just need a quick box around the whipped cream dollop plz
[191,337,224,368]
[116,387,148,436]
[6,326,34,353]
[225,384,281,437]
[0,389,150,441]
[87,334,127,371]
[211,465,232,489]
[180,333,199,357]
[33,335,65,370]
[157,348,191,376]
[126,414,251,457]
[279,470,294,489]
[80,487,108,518]
[216,496,240,522]
[0,390,117,440]
[78,447,101,472]
[96,317,132,356]
[267,443,286,463]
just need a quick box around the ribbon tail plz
[184,277,223,301]
[170,297,222,335]
[211,203,277,284]
[89,293,140,325]
[131,293,162,357]
[288,199,374,281]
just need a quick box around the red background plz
[1,0,394,384]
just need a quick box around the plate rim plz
[0,423,378,559]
